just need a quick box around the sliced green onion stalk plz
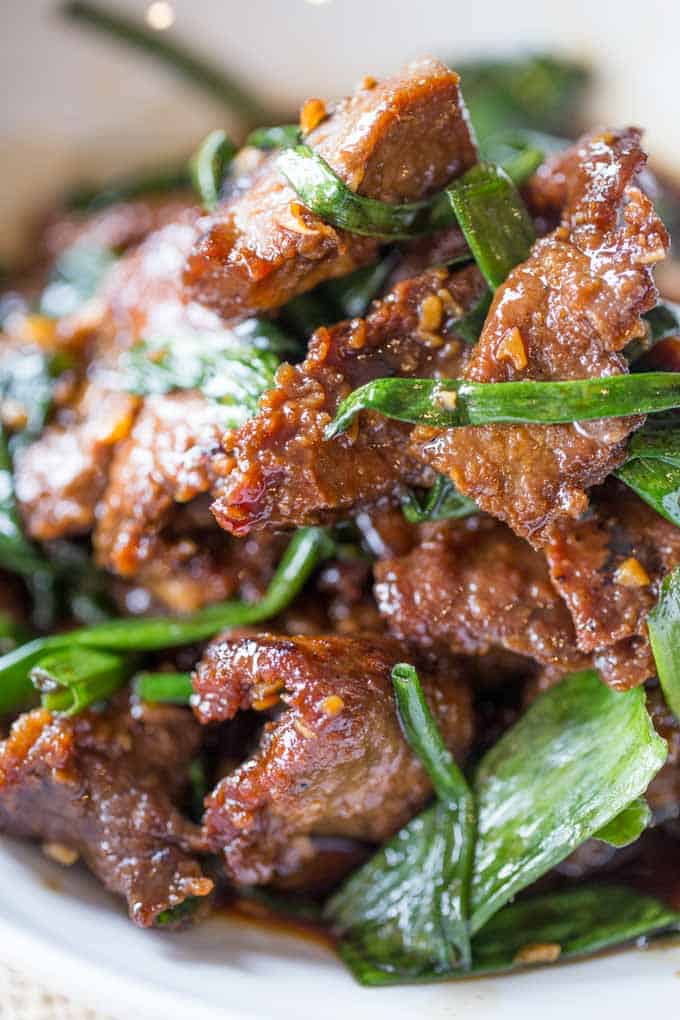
[594,797,651,848]
[323,253,401,320]
[190,130,237,213]
[64,166,190,214]
[61,2,276,124]
[648,565,680,720]
[0,428,51,578]
[447,163,535,290]
[450,288,493,345]
[342,884,679,986]
[402,476,478,524]
[31,646,127,716]
[280,291,335,337]
[458,55,590,141]
[278,145,455,240]
[617,415,680,528]
[154,896,202,929]
[0,527,334,715]
[328,669,666,984]
[326,372,680,440]
[134,671,193,705]
[247,124,301,150]
[489,144,544,189]
[328,664,476,976]
[40,242,117,319]
[115,317,297,427]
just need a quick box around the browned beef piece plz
[210,264,486,535]
[93,393,222,589]
[194,633,473,885]
[0,696,212,927]
[410,128,669,543]
[542,482,680,689]
[13,213,208,542]
[373,516,588,673]
[183,59,477,318]
[15,386,138,541]
[38,192,194,265]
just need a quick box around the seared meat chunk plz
[38,191,194,265]
[14,214,208,542]
[0,696,212,927]
[194,633,472,885]
[183,59,477,317]
[15,386,137,541]
[543,481,680,688]
[374,516,587,674]
[211,265,486,534]
[410,128,669,542]
[93,392,225,597]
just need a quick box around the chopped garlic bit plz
[320,694,345,717]
[300,98,327,135]
[496,326,528,371]
[436,388,458,411]
[614,557,651,588]
[513,942,562,965]
[42,842,79,867]
[419,294,443,334]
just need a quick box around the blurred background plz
[1,0,678,259]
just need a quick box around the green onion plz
[116,317,297,427]
[40,242,117,319]
[280,291,335,337]
[0,527,333,715]
[31,646,127,716]
[448,163,535,290]
[61,2,275,124]
[329,669,666,984]
[326,372,680,439]
[0,428,51,578]
[458,55,590,141]
[594,797,651,848]
[392,663,472,808]
[616,415,680,527]
[278,144,455,240]
[65,166,190,214]
[648,565,680,720]
[401,476,478,524]
[488,143,544,189]
[450,288,493,345]
[342,884,679,985]
[154,896,202,929]
[323,254,400,320]
[134,671,192,705]
[190,130,237,213]
[247,124,301,150]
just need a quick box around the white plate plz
[2,835,680,1020]
[3,1,680,1016]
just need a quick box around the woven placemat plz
[0,965,114,1020]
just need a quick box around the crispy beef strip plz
[193,633,473,885]
[373,516,588,674]
[410,128,669,543]
[542,481,680,688]
[211,264,486,535]
[183,59,477,318]
[17,214,289,610]
[0,695,212,927]
[15,213,207,542]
